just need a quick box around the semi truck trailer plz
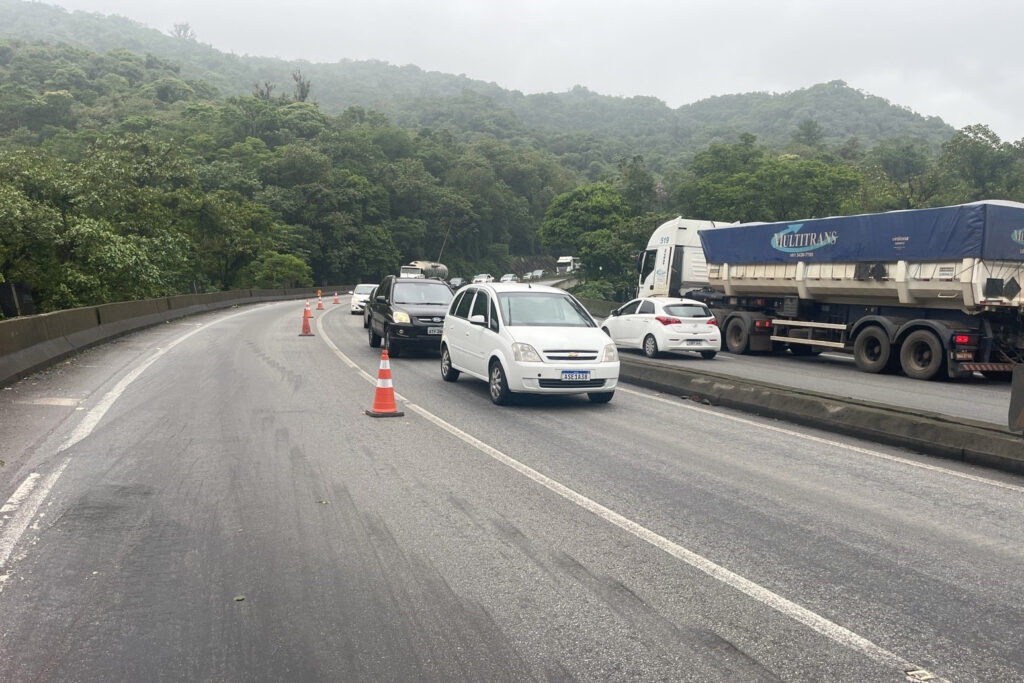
[688,201,1024,381]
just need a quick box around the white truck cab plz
[638,217,735,297]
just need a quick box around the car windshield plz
[354,284,376,294]
[392,281,454,305]
[663,303,712,318]
[498,292,595,327]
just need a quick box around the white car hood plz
[506,325,610,352]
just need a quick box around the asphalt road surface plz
[601,333,1012,427]
[1,300,1023,681]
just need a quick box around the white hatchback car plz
[350,283,377,315]
[602,297,721,359]
[440,283,619,404]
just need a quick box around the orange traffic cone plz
[316,295,325,310]
[365,350,404,417]
[332,292,340,305]
[299,300,314,336]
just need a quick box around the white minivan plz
[440,283,619,404]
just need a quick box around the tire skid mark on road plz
[619,386,1024,494]
[319,315,948,682]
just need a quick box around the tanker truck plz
[399,260,449,279]
[686,201,1024,381]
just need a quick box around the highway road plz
[2,300,1023,681]
[598,331,1012,427]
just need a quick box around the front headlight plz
[601,343,618,362]
[511,342,542,362]
[393,311,411,323]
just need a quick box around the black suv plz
[367,276,454,356]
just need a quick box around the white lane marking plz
[0,473,41,514]
[15,398,81,407]
[319,318,945,680]
[0,304,272,578]
[0,460,69,570]
[619,386,1024,494]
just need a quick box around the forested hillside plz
[1,0,955,167]
[2,0,1024,315]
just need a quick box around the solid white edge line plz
[318,313,945,681]
[618,386,1024,494]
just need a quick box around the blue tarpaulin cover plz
[699,201,1024,264]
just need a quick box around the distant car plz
[602,297,720,359]
[499,273,518,283]
[471,273,494,283]
[531,269,545,280]
[449,277,465,288]
[367,275,454,357]
[350,283,377,315]
[362,286,377,328]
[440,283,619,404]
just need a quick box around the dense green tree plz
[539,183,629,254]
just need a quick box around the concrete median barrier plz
[620,356,1024,475]
[0,286,353,386]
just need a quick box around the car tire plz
[900,329,944,380]
[489,360,512,405]
[642,334,660,358]
[368,322,381,348]
[363,312,370,329]
[587,391,614,403]
[700,351,717,360]
[384,327,401,358]
[440,346,460,382]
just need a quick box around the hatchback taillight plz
[706,318,718,327]
[655,315,681,326]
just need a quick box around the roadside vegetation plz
[1,3,1024,314]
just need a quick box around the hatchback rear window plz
[663,303,712,318]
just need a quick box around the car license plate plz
[427,327,443,335]
[685,339,702,346]
[561,370,590,382]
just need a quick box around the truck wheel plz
[853,327,891,373]
[642,334,660,358]
[899,329,944,380]
[725,318,749,354]
[368,323,381,348]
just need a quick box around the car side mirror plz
[375,295,386,302]
[469,314,487,326]
[611,309,620,317]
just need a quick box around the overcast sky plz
[47,0,1024,142]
